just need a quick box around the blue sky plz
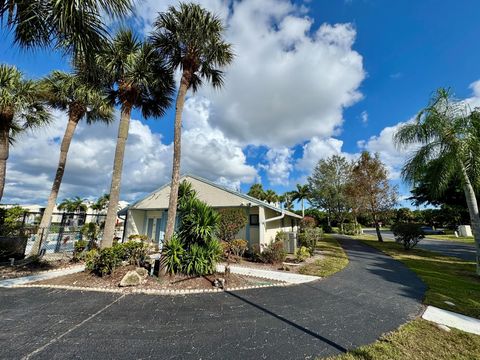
[1,0,480,206]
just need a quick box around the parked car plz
[420,226,445,235]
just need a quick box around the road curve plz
[0,236,426,360]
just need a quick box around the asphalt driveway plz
[0,237,426,360]
[363,229,476,261]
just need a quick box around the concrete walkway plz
[216,264,319,284]
[423,306,480,335]
[0,237,426,360]
[0,265,84,287]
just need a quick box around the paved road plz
[0,237,426,360]
[363,230,477,261]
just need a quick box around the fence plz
[0,211,106,260]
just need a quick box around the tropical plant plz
[81,222,99,242]
[100,29,175,248]
[259,241,286,264]
[179,198,220,247]
[349,151,398,242]
[247,183,266,201]
[85,247,119,276]
[161,234,185,275]
[183,243,209,276]
[151,3,234,243]
[394,88,480,274]
[228,239,248,257]
[30,71,113,255]
[58,196,87,213]
[0,64,50,201]
[1,0,133,64]
[92,194,109,212]
[0,205,26,236]
[264,189,278,204]
[217,208,247,243]
[280,192,294,211]
[291,184,310,217]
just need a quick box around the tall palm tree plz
[263,190,278,204]
[291,184,310,217]
[247,183,266,201]
[100,29,175,248]
[395,88,480,275]
[150,3,234,243]
[30,71,113,255]
[282,191,294,211]
[91,193,109,224]
[0,64,50,201]
[0,0,133,63]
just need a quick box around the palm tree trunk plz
[0,127,9,202]
[30,114,80,256]
[460,163,480,275]
[301,199,305,217]
[102,105,132,248]
[164,71,190,243]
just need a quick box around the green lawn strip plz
[325,319,480,360]
[298,234,349,277]
[355,234,480,319]
[427,234,475,244]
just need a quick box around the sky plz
[1,0,480,207]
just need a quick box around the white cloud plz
[296,137,344,171]
[259,147,293,185]
[360,110,368,125]
[135,0,365,148]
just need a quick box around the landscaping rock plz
[135,267,148,278]
[119,271,142,287]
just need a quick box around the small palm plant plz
[395,88,480,275]
[0,64,50,201]
[291,184,310,217]
[30,71,114,255]
[58,196,88,213]
[150,3,234,243]
[99,29,175,248]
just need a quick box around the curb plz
[11,281,290,296]
[422,305,480,335]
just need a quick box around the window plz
[250,214,259,226]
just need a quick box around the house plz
[118,174,302,252]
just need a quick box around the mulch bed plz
[32,265,283,292]
[0,258,72,280]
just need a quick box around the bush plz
[298,228,323,251]
[275,230,288,243]
[128,234,149,242]
[229,239,248,257]
[391,223,425,250]
[299,216,316,230]
[161,235,185,275]
[260,241,286,264]
[217,208,247,242]
[120,241,148,266]
[323,224,334,233]
[85,248,120,276]
[296,246,311,262]
[183,243,209,275]
[72,240,88,262]
[342,223,362,235]
[179,198,219,247]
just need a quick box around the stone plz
[444,301,456,306]
[119,271,142,287]
[213,278,225,289]
[436,324,451,332]
[135,267,149,279]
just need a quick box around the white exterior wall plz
[125,210,146,239]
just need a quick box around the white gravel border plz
[0,265,85,287]
[422,305,480,335]
[216,264,319,284]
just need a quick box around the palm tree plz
[247,183,266,201]
[282,192,294,211]
[0,0,133,63]
[29,71,113,255]
[91,193,109,224]
[100,29,175,248]
[58,196,88,213]
[150,3,234,243]
[291,184,310,217]
[263,190,278,204]
[394,88,480,275]
[0,64,50,201]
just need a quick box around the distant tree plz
[58,196,87,213]
[91,194,110,212]
[247,183,266,201]
[308,155,352,228]
[264,189,279,204]
[396,208,414,223]
[151,3,234,244]
[0,65,50,201]
[282,192,294,211]
[395,88,480,274]
[349,152,398,241]
[217,208,247,243]
[291,184,310,218]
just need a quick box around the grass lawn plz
[326,319,480,360]
[427,234,475,244]
[298,234,349,277]
[355,234,480,319]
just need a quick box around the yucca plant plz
[160,234,185,275]
[179,198,220,247]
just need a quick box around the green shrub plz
[72,240,88,262]
[296,246,311,262]
[85,248,120,276]
[128,234,149,242]
[184,243,209,275]
[391,223,425,250]
[298,228,323,251]
[161,235,185,275]
[299,216,316,230]
[275,230,288,242]
[260,241,286,264]
[0,206,26,236]
[179,198,219,246]
[229,239,248,257]
[341,223,362,235]
[120,241,148,266]
[323,224,334,233]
